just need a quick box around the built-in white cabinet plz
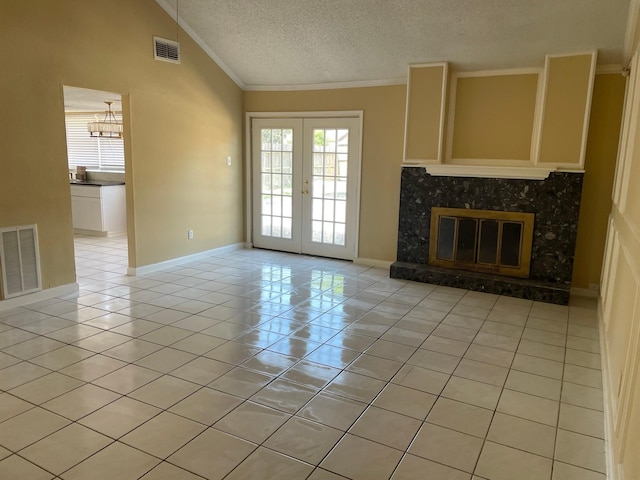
[70,184,126,236]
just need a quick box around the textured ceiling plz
[160,0,631,89]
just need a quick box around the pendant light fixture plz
[87,101,123,138]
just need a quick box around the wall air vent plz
[154,36,180,64]
[0,225,41,300]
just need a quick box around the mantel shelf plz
[401,163,575,180]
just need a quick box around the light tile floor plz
[0,235,606,479]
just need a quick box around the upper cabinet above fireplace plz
[403,52,597,178]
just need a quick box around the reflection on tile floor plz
[0,235,606,479]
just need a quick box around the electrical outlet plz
[226,156,232,166]
[188,230,194,240]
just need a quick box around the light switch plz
[226,156,232,166]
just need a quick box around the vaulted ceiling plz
[158,0,631,89]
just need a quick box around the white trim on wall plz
[127,242,246,276]
[403,62,448,165]
[535,51,598,170]
[580,51,599,169]
[624,0,640,61]
[0,283,79,312]
[618,54,640,213]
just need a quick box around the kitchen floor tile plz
[551,461,606,480]
[168,428,256,480]
[372,382,437,420]
[409,422,483,473]
[59,355,127,382]
[208,367,274,398]
[324,371,387,402]
[487,412,556,458]
[265,416,343,464]
[170,356,233,385]
[169,387,242,424]
[463,344,515,368]
[41,383,121,420]
[9,372,84,404]
[407,348,461,374]
[92,364,162,394]
[61,441,160,480]
[504,369,562,400]
[0,455,54,480]
[558,403,605,439]
[391,364,450,395]
[139,461,204,480]
[250,378,317,413]
[320,433,403,480]
[297,393,368,430]
[391,453,471,480]
[0,392,34,423]
[453,359,509,387]
[349,405,421,450]
[20,423,112,475]
[121,411,206,459]
[214,401,290,443]
[554,429,606,474]
[497,389,559,426]
[225,447,314,480]
[442,375,502,409]
[78,396,161,439]
[475,441,552,480]
[129,375,200,409]
[427,397,493,438]
[0,407,70,451]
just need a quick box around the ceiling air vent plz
[153,36,180,64]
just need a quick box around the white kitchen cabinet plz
[70,184,126,235]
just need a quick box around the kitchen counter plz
[70,180,125,186]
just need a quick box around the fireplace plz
[390,168,584,305]
[430,208,534,278]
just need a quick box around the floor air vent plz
[0,225,41,299]
[154,36,180,64]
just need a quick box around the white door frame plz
[245,111,364,259]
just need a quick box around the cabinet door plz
[71,196,103,231]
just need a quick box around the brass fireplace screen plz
[429,208,535,278]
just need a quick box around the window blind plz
[65,113,125,171]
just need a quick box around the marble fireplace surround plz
[390,167,584,305]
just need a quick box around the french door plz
[251,117,361,260]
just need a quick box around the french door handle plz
[302,189,309,195]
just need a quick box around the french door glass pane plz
[310,128,349,246]
[260,128,293,239]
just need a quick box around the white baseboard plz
[0,283,79,311]
[599,304,618,480]
[354,258,393,269]
[570,286,600,298]
[127,242,246,276]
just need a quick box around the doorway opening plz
[62,86,129,280]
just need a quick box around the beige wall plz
[244,86,407,262]
[599,34,640,477]
[572,74,626,289]
[0,0,244,296]
[451,74,538,161]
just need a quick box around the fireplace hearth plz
[391,168,584,305]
